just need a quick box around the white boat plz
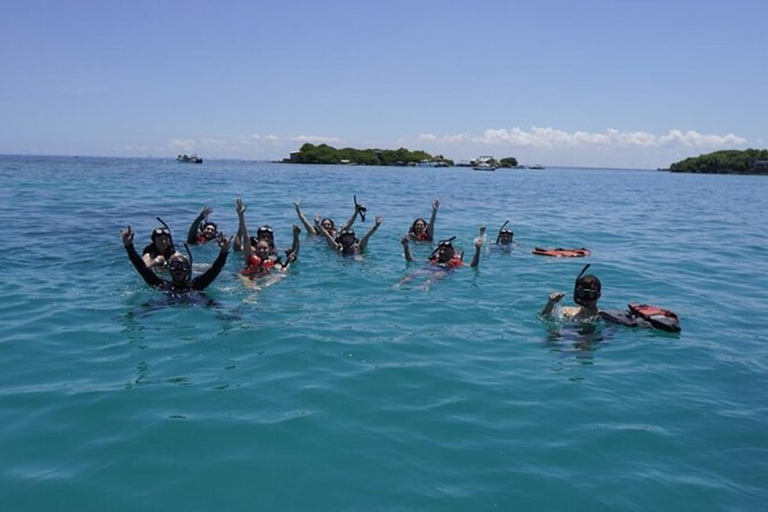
[472,156,497,171]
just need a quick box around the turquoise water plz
[1,155,766,511]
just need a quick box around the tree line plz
[669,149,768,174]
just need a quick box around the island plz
[283,143,454,167]
[669,149,768,175]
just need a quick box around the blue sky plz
[1,0,765,168]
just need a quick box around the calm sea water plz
[1,155,766,511]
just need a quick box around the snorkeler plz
[408,200,440,242]
[317,215,381,256]
[495,221,514,246]
[294,199,362,238]
[142,219,176,269]
[235,198,295,281]
[541,264,601,321]
[402,233,482,268]
[186,205,221,245]
[122,226,231,292]
[252,223,300,258]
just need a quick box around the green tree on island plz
[287,144,453,167]
[669,149,768,174]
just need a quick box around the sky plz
[1,0,766,168]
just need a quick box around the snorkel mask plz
[337,228,357,246]
[430,236,457,262]
[153,217,175,247]
[496,220,514,244]
[354,195,367,222]
[257,225,275,245]
[573,264,601,306]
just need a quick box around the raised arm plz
[192,235,231,291]
[235,198,251,264]
[294,201,317,235]
[426,200,439,240]
[541,292,565,317]
[316,219,341,250]
[289,224,301,256]
[469,236,482,268]
[122,226,163,287]
[187,206,213,244]
[358,215,381,252]
[401,235,414,262]
[340,206,360,231]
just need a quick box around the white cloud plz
[474,127,747,149]
[291,135,343,143]
[418,133,471,144]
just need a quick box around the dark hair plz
[409,218,428,234]
[577,274,601,292]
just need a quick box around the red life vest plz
[429,255,463,268]
[241,255,275,278]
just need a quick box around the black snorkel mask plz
[354,195,367,222]
[430,236,457,260]
[496,220,513,244]
[257,225,275,244]
[573,263,601,306]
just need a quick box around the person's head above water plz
[497,228,514,245]
[431,238,457,263]
[254,240,271,260]
[256,225,275,246]
[151,226,172,250]
[573,264,601,306]
[168,253,191,283]
[201,221,218,240]
[320,218,335,232]
[337,228,357,248]
[410,218,428,235]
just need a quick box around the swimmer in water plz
[235,198,295,283]
[541,264,601,321]
[141,222,176,269]
[402,233,482,268]
[293,199,362,239]
[317,215,381,256]
[408,200,440,242]
[186,205,222,245]
[122,226,231,292]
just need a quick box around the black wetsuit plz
[142,243,176,261]
[125,243,229,292]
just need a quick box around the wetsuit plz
[125,243,229,292]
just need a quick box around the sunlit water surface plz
[1,156,766,511]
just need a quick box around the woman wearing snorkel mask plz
[186,205,223,245]
[235,198,296,282]
[142,224,176,269]
[317,215,381,256]
[402,234,482,268]
[252,223,300,259]
[122,226,231,292]
[408,200,440,242]
[541,264,602,320]
[293,199,362,239]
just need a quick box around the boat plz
[528,164,546,170]
[176,154,203,164]
[472,156,497,171]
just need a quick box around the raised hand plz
[218,233,233,252]
[548,292,565,303]
[433,199,440,211]
[235,198,246,215]
[401,235,410,246]
[374,215,382,227]
[201,205,214,218]
[293,224,301,235]
[120,226,134,246]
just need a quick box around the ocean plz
[1,155,766,511]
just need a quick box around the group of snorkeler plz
[122,197,676,331]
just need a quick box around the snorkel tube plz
[430,236,457,260]
[183,243,193,286]
[155,216,175,248]
[573,263,601,306]
[354,195,367,222]
[496,220,510,244]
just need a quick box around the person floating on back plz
[402,233,481,268]
[541,264,601,321]
[122,226,230,292]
